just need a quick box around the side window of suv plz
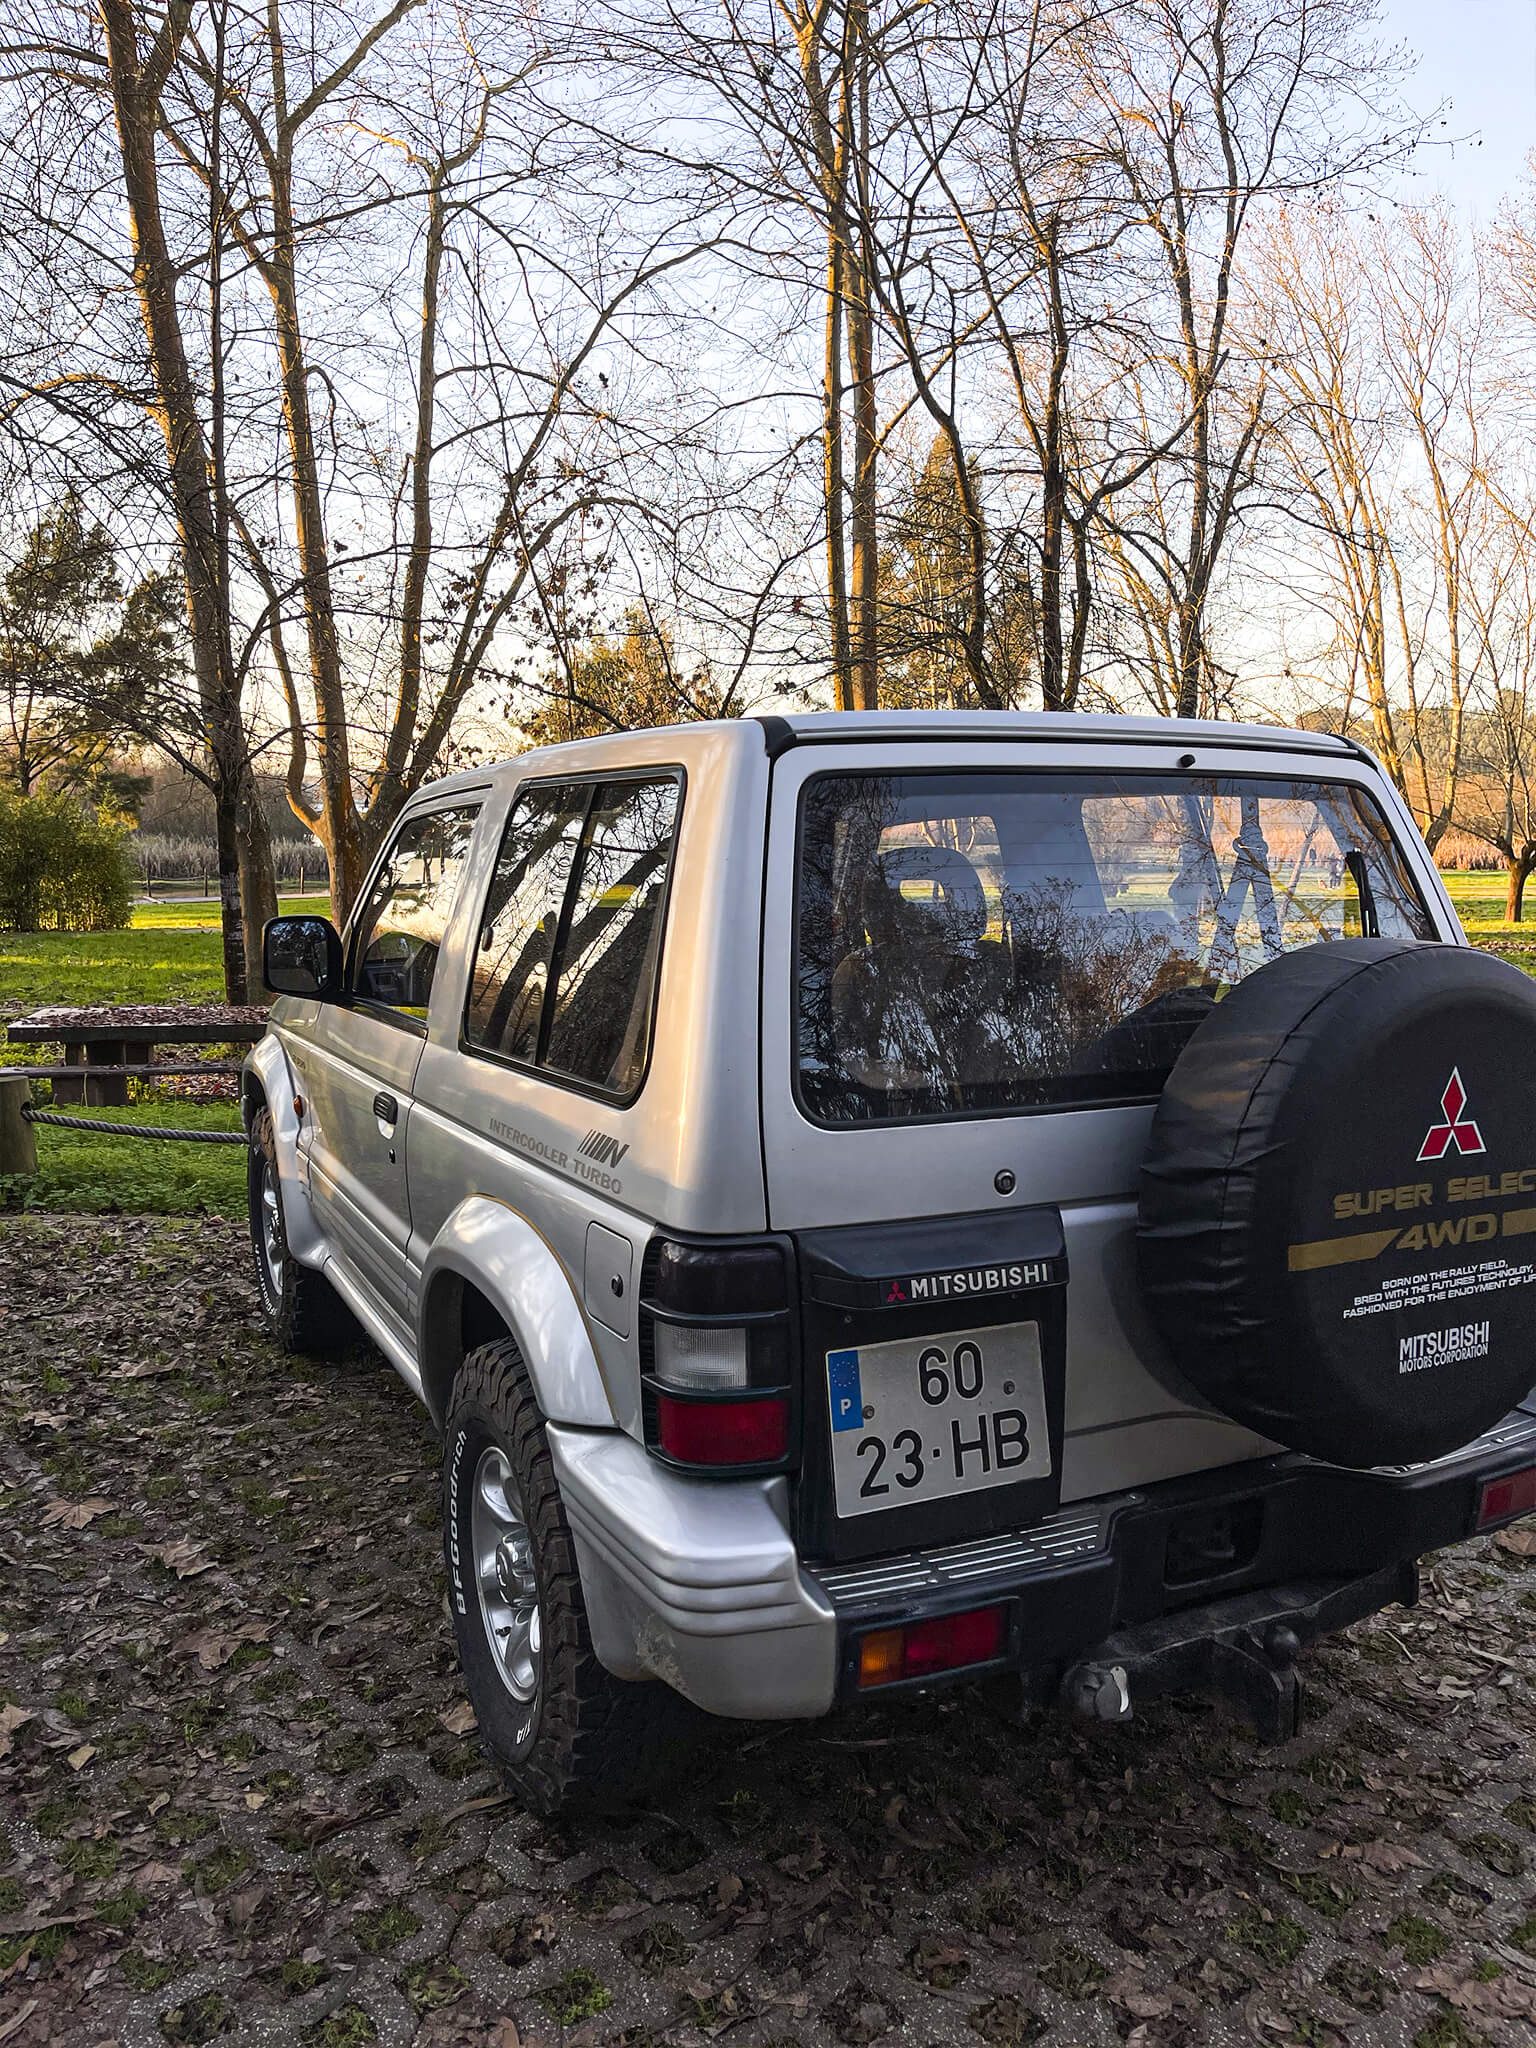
[352,805,481,1021]
[466,774,682,1099]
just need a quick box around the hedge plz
[0,790,134,931]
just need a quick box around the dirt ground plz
[1,1215,1533,2048]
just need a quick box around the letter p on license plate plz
[825,1320,1052,1519]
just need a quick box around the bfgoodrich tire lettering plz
[443,1338,691,1815]
[246,1107,358,1354]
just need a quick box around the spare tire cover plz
[1137,938,1536,1467]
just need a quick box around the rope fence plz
[20,1106,247,1145]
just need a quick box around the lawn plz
[131,893,331,932]
[4,1098,249,1216]
[0,897,329,1013]
[0,903,334,1216]
[1440,867,1535,935]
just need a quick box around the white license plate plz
[825,1321,1051,1518]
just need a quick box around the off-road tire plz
[247,1107,358,1354]
[443,1337,691,1815]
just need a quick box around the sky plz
[1387,0,1536,217]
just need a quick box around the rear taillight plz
[640,1234,796,1475]
[857,1604,1007,1688]
[1476,1465,1536,1528]
[655,1392,789,1466]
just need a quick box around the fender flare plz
[418,1196,617,1431]
[241,1035,326,1267]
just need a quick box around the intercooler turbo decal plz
[1286,1067,1536,1375]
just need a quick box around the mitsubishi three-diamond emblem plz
[1416,1067,1486,1162]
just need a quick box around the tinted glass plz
[797,773,1434,1124]
[466,785,588,1061]
[543,778,681,1094]
[352,806,479,1018]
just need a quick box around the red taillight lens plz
[1477,1465,1536,1528]
[857,1604,1006,1688]
[654,1392,789,1467]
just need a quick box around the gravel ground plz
[1,1213,1534,2048]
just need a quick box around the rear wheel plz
[247,1106,357,1354]
[443,1337,690,1814]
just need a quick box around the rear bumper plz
[551,1402,1536,1723]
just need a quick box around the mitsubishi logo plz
[1417,1068,1486,1162]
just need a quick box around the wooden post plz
[56,1042,87,1106]
[0,1076,37,1177]
[86,1041,128,1108]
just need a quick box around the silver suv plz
[244,712,1536,1813]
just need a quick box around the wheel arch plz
[419,1197,617,1433]
[241,1035,326,1265]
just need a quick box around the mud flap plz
[1057,1563,1417,1744]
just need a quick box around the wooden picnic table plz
[5,1005,268,1107]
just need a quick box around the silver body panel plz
[244,712,1466,1718]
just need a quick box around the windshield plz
[795,772,1435,1124]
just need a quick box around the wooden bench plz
[5,1007,268,1108]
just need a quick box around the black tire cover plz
[1137,938,1536,1467]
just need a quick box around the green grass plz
[1,928,229,1012]
[3,1098,246,1216]
[132,895,331,932]
[1441,869,1536,936]
[0,902,344,1215]
[1,899,330,1014]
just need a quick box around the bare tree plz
[1263,205,1491,849]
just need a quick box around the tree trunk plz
[237,766,279,978]
[212,776,248,1003]
[847,259,878,711]
[261,7,366,919]
[99,0,252,1000]
[822,224,852,708]
[1507,854,1533,924]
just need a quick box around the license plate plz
[825,1321,1051,1518]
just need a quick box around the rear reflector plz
[654,1391,789,1467]
[857,1604,1006,1688]
[1477,1465,1536,1528]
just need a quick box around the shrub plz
[0,791,133,930]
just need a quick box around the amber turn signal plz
[856,1604,1007,1688]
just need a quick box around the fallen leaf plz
[148,1792,170,1816]
[41,1497,115,1530]
[717,1873,743,1909]
[139,1538,214,1579]
[0,1705,33,1758]
[1349,1840,1431,1872]
[66,1743,95,1771]
[244,1789,268,1811]
[1418,1966,1536,2021]
[19,1411,67,1429]
[172,1621,270,1671]
[439,1700,478,1736]
[223,1885,268,1931]
[137,1861,181,1885]
[1495,1521,1536,1557]
[110,1359,180,1379]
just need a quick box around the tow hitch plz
[1058,1564,1417,1745]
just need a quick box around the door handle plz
[373,1091,399,1126]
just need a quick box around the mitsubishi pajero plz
[245,713,1536,1811]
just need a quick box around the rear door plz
[300,802,482,1327]
[760,736,1451,1549]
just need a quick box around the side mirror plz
[263,915,345,1000]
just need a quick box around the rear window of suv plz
[795,771,1434,1124]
